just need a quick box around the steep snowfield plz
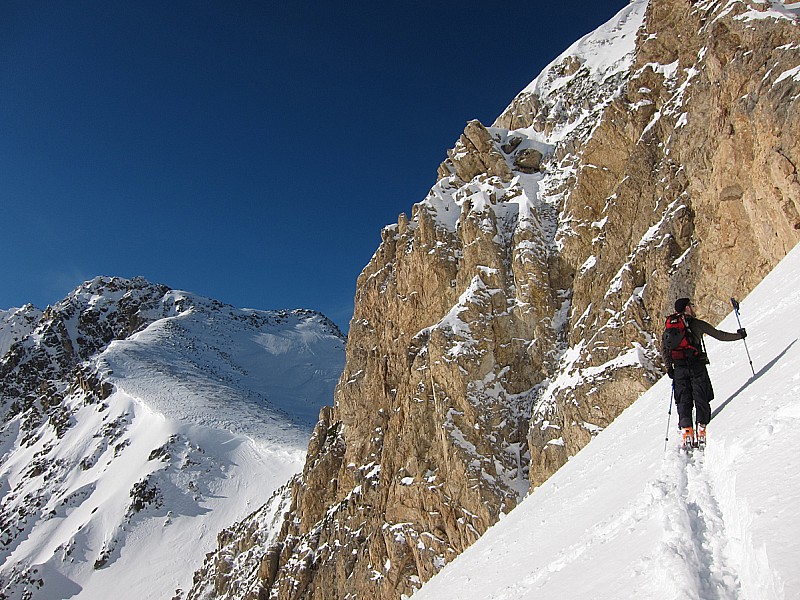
[0,286,345,600]
[100,294,345,442]
[413,241,800,599]
[2,389,301,600]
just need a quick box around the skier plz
[662,297,747,448]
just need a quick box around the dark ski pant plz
[673,360,714,428]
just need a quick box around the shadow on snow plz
[711,339,797,420]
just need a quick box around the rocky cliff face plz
[509,0,800,485]
[189,1,800,598]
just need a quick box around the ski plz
[676,427,706,452]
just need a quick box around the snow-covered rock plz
[0,305,42,360]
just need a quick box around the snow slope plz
[414,241,800,600]
[0,282,346,600]
[99,294,345,441]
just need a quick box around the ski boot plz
[681,427,695,451]
[696,424,707,449]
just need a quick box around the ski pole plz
[730,298,756,376]
[664,384,674,452]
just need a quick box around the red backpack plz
[662,313,699,360]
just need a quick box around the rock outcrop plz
[188,1,800,598]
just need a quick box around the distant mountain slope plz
[99,290,347,442]
[413,239,800,600]
[0,276,345,599]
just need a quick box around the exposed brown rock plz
[513,147,543,173]
[441,119,514,183]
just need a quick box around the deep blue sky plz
[1,1,628,331]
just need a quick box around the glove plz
[667,366,674,379]
[737,328,747,339]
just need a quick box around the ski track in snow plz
[421,442,761,600]
[483,448,745,600]
[657,448,741,600]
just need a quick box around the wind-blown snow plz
[413,241,800,599]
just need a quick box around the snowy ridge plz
[0,305,42,360]
[502,0,648,145]
[100,293,346,442]
[0,277,346,599]
[521,1,646,100]
[420,2,649,238]
[413,241,800,600]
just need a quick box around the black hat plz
[675,298,691,313]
